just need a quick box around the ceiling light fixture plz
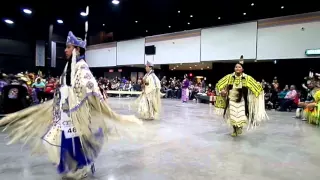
[178,10,181,13]
[187,22,190,25]
[218,17,221,20]
[190,15,193,17]
[80,12,88,16]
[146,30,148,32]
[189,67,192,69]
[112,0,120,5]
[103,24,105,26]
[243,12,246,15]
[281,6,284,9]
[251,3,254,6]
[23,8,32,14]
[57,19,63,24]
[168,25,171,28]
[4,19,14,24]
[135,20,138,23]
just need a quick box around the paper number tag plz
[64,127,77,139]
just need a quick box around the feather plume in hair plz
[309,71,314,78]
[239,55,244,64]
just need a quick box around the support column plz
[47,24,54,75]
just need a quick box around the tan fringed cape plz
[0,58,143,166]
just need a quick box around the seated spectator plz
[2,84,29,114]
[0,73,8,96]
[278,85,289,99]
[98,82,107,99]
[190,84,200,100]
[277,85,289,106]
[123,81,132,91]
[278,85,297,111]
[166,83,175,98]
[121,77,127,84]
[133,80,142,91]
[32,78,46,103]
[44,78,56,100]
[207,88,214,96]
[264,85,273,109]
[174,81,181,99]
[110,80,119,90]
[0,73,8,111]
[271,79,280,109]
[19,76,29,89]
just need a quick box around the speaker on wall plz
[145,45,156,55]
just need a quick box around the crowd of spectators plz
[159,76,212,100]
[96,75,212,100]
[0,71,58,114]
[262,77,299,111]
[0,70,312,118]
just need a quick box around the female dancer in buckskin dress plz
[134,61,161,120]
[181,74,190,103]
[215,56,268,137]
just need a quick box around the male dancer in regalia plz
[135,61,161,120]
[0,31,142,179]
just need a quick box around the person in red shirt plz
[44,78,56,100]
